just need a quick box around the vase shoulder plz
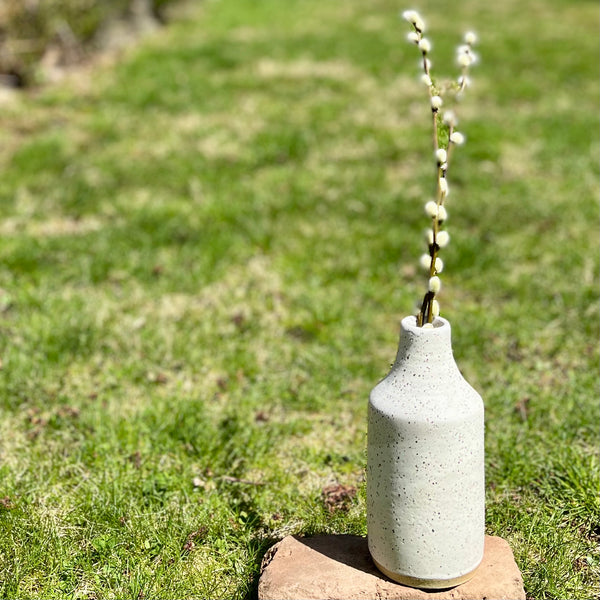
[370,316,483,421]
[369,368,483,420]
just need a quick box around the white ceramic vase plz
[367,315,485,589]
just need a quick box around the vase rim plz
[401,315,450,332]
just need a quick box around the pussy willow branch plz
[417,137,453,326]
[415,48,453,325]
[406,16,476,327]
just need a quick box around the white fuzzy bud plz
[418,38,431,53]
[438,177,449,195]
[424,200,438,218]
[431,299,440,317]
[425,229,434,245]
[428,276,441,293]
[437,205,448,222]
[422,322,434,329]
[458,75,471,88]
[402,10,425,31]
[436,230,450,247]
[450,131,465,145]
[442,110,457,126]
[457,52,473,67]
[434,257,444,273]
[435,148,447,164]
[419,254,432,270]
[424,58,432,70]
[420,73,432,86]
[430,95,443,110]
[406,31,420,44]
[464,31,478,45]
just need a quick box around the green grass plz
[0,0,598,598]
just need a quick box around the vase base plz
[372,557,480,590]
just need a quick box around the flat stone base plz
[258,535,525,600]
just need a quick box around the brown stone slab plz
[258,534,525,600]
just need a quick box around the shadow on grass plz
[241,536,279,600]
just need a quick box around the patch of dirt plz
[0,216,104,238]
[321,483,357,513]
[0,496,15,510]
[254,58,364,82]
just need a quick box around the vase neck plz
[392,316,457,373]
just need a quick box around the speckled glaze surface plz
[367,315,485,589]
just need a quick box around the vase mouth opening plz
[401,315,450,332]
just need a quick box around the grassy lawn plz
[0,0,598,598]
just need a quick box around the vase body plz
[367,316,485,589]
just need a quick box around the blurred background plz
[0,1,598,598]
[0,0,180,87]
